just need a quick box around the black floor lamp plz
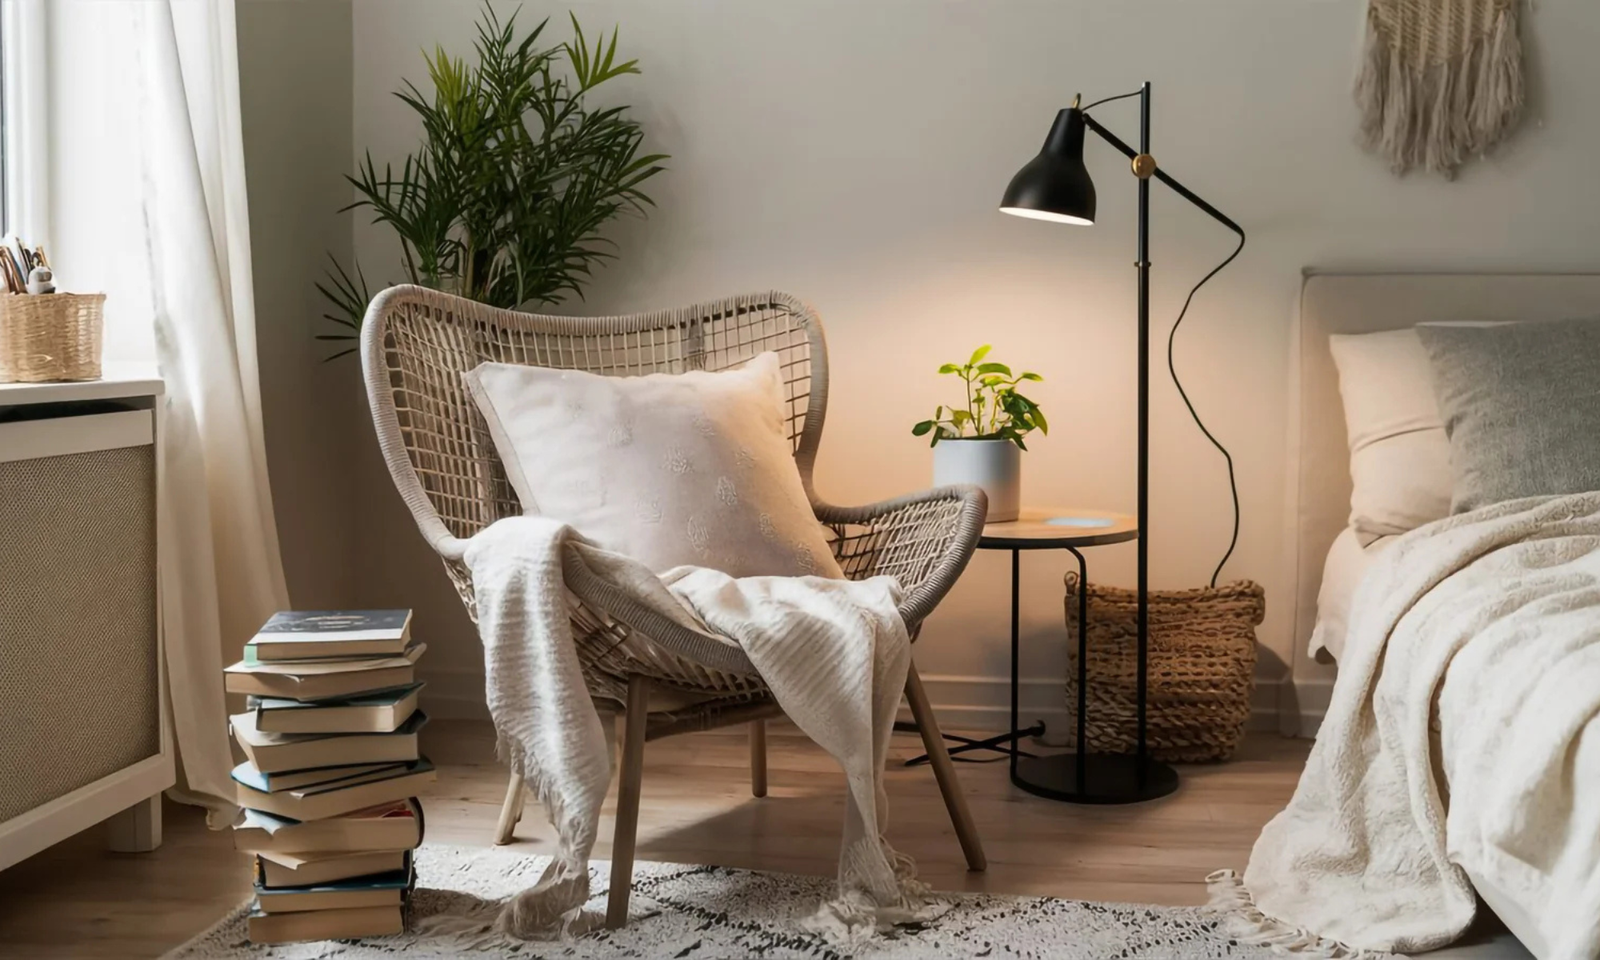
[998,82,1245,804]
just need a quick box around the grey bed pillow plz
[1417,317,1600,514]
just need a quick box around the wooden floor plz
[0,721,1311,959]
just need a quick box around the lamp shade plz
[999,107,1096,226]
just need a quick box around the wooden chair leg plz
[606,675,650,929]
[749,719,768,798]
[905,662,987,871]
[494,773,525,846]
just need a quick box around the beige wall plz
[238,1,1600,730]
[239,0,363,613]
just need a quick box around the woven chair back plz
[362,287,828,548]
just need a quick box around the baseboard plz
[1284,676,1335,739]
[1249,682,1281,734]
[423,665,1325,737]
[895,674,1071,737]
[904,673,1301,743]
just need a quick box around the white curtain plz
[26,0,290,826]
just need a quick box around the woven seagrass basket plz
[1063,573,1263,762]
[0,293,106,383]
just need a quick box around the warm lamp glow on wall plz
[999,82,1246,804]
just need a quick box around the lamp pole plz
[1135,81,1152,773]
[1001,80,1243,802]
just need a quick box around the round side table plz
[981,507,1178,804]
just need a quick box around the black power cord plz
[1080,94,1246,587]
[1166,232,1246,587]
[1081,90,1143,112]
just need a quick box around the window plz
[1,7,10,234]
[1,0,44,243]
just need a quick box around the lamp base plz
[1012,753,1179,804]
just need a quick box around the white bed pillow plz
[1309,527,1394,662]
[462,352,843,580]
[1328,329,1452,539]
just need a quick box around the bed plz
[1290,272,1600,960]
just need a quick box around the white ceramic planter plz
[933,438,1020,522]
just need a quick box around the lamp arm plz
[1080,112,1244,240]
[1082,103,1247,589]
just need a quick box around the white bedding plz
[1308,527,1393,662]
[1309,532,1545,958]
[1226,495,1600,959]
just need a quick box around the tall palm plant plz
[318,6,667,358]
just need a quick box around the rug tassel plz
[1203,870,1387,959]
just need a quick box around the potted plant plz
[316,7,667,357]
[912,345,1046,522]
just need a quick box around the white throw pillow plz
[1328,329,1452,539]
[462,352,843,580]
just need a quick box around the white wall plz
[238,0,363,616]
[336,0,1600,728]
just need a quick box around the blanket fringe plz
[492,745,599,940]
[801,839,943,943]
[1203,870,1389,959]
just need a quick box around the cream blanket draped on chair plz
[466,516,933,940]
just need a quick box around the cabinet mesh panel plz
[0,444,159,823]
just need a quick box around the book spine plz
[409,796,426,847]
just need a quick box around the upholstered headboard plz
[1293,272,1600,674]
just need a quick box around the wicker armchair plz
[360,286,987,927]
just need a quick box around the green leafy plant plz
[317,5,667,358]
[911,345,1048,449]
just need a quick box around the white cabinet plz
[0,367,173,869]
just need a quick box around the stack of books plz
[225,610,435,945]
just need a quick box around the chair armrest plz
[815,485,988,630]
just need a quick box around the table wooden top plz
[979,507,1138,550]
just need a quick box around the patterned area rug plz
[168,843,1286,959]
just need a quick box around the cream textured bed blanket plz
[1213,494,1600,959]
[463,516,930,941]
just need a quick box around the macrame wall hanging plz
[1354,0,1526,177]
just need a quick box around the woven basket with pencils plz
[0,293,106,383]
[1063,573,1262,762]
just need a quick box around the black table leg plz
[1009,546,1179,804]
[1008,548,1024,779]
[901,548,1042,766]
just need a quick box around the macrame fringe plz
[1203,870,1390,959]
[1354,0,1524,177]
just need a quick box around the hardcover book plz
[225,643,426,701]
[233,759,436,821]
[251,683,424,735]
[246,904,402,944]
[231,760,411,794]
[230,710,427,774]
[253,865,414,914]
[232,799,423,855]
[257,849,410,888]
[249,610,413,662]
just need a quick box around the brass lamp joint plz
[1131,154,1157,179]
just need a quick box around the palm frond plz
[316,6,667,357]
